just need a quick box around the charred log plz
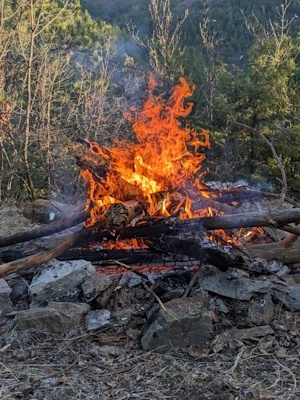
[0,228,90,278]
[0,210,89,249]
[115,207,300,240]
[151,234,271,275]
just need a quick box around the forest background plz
[0,0,300,202]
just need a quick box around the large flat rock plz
[29,259,95,305]
[141,295,212,353]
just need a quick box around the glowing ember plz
[79,75,211,227]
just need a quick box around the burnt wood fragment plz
[151,234,271,275]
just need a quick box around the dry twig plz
[141,280,179,322]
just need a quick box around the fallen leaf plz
[181,345,209,358]
[275,347,287,358]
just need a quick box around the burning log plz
[105,200,145,230]
[0,230,271,278]
[2,207,300,254]
[116,207,300,240]
[2,207,300,275]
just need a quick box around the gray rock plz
[272,283,300,311]
[29,259,95,305]
[9,279,28,305]
[82,274,120,308]
[217,325,274,343]
[48,302,90,329]
[16,308,64,334]
[0,278,13,313]
[141,295,212,353]
[267,259,289,276]
[112,309,132,326]
[200,268,272,301]
[248,293,274,325]
[212,297,229,313]
[85,309,111,331]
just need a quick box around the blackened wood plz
[116,208,300,240]
[1,246,169,266]
[152,235,271,275]
[0,210,89,248]
[0,228,89,278]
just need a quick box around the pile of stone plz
[1,255,300,353]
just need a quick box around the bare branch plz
[232,120,287,208]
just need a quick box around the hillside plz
[81,0,300,65]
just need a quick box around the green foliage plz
[1,0,300,202]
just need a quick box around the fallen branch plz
[278,222,300,248]
[0,227,89,278]
[118,207,300,240]
[0,210,89,248]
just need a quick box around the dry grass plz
[1,308,300,400]
[1,205,300,399]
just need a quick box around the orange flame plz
[80,75,211,227]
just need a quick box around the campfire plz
[1,76,300,277]
[74,75,265,249]
[2,77,300,399]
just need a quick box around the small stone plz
[16,308,64,334]
[214,297,229,313]
[85,309,111,331]
[0,278,13,313]
[97,345,124,358]
[19,382,33,396]
[48,302,90,329]
[82,275,120,308]
[248,293,274,325]
[272,284,300,311]
[162,288,185,301]
[218,325,274,343]
[112,309,132,326]
[8,279,28,304]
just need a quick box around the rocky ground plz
[1,202,300,400]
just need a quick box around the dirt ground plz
[1,203,300,400]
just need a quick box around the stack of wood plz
[1,175,300,279]
[1,137,300,278]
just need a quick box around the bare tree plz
[0,0,24,200]
[129,0,188,81]
[16,0,71,200]
[199,4,226,122]
[71,38,126,144]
